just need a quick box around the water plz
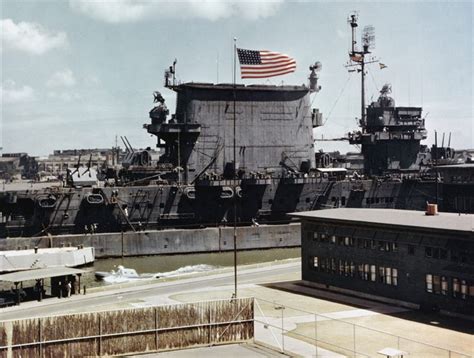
[83,247,300,288]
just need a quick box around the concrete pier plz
[0,223,301,258]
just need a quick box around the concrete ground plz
[129,343,290,357]
[1,259,472,357]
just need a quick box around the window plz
[433,275,441,294]
[363,264,370,281]
[345,237,355,246]
[379,267,398,286]
[425,247,433,258]
[350,262,355,277]
[331,258,336,273]
[392,243,398,252]
[469,284,474,298]
[322,257,329,272]
[358,264,364,279]
[313,256,319,268]
[392,269,398,286]
[408,245,415,255]
[441,276,448,295]
[426,274,446,295]
[338,260,344,275]
[370,265,376,282]
[453,278,459,297]
[426,274,433,293]
[330,235,336,244]
[461,280,467,299]
[344,261,350,276]
[313,232,319,240]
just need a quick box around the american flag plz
[237,48,296,79]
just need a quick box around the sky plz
[1,0,472,157]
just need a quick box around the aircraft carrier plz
[0,14,471,245]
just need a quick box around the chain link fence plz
[253,298,471,358]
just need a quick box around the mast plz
[347,13,376,128]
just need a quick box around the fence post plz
[154,307,158,351]
[353,323,356,357]
[98,314,102,357]
[208,302,212,346]
[281,307,284,353]
[314,314,318,358]
[38,317,42,358]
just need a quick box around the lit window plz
[313,232,319,240]
[364,264,370,281]
[386,267,392,285]
[370,265,376,282]
[313,256,319,268]
[441,276,448,295]
[453,278,460,298]
[358,264,364,279]
[426,274,433,293]
[461,280,467,299]
[392,269,398,286]
[469,284,474,298]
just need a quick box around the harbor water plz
[82,247,300,288]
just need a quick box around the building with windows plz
[290,208,474,318]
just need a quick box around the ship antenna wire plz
[232,37,238,299]
[323,74,353,125]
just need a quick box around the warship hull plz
[0,178,438,239]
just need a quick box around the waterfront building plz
[291,208,474,317]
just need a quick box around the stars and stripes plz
[237,48,296,79]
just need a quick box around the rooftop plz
[289,208,474,233]
[0,266,88,283]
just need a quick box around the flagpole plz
[232,37,238,299]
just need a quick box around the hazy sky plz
[1,0,472,156]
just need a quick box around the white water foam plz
[101,264,219,284]
[153,264,218,278]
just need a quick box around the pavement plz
[1,258,472,357]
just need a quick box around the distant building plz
[291,208,474,318]
[0,153,38,180]
[37,148,124,177]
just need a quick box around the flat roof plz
[0,267,88,283]
[289,208,474,234]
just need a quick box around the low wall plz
[0,297,254,357]
[0,224,301,258]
